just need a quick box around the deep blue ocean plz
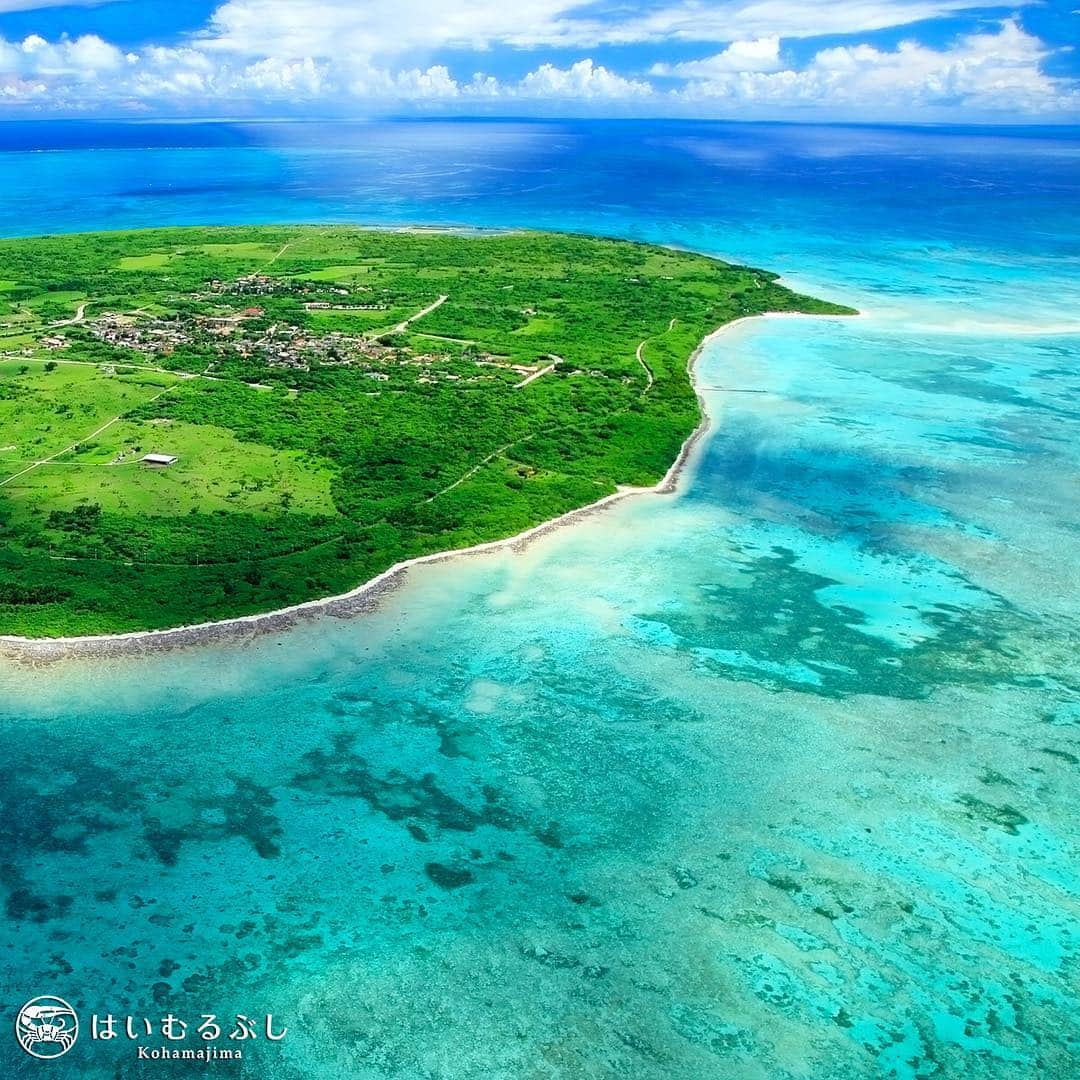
[0,119,1078,1078]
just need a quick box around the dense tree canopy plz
[0,226,854,635]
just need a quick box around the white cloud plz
[198,0,580,58]
[652,36,783,77]
[517,59,652,99]
[0,32,658,108]
[671,19,1079,115]
[0,36,19,72]
[552,0,991,47]
[1,32,125,80]
[190,0,1000,58]
[62,32,125,73]
[1,15,1077,120]
[378,65,461,99]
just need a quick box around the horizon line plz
[1,114,1079,131]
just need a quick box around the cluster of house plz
[239,327,462,374]
[207,275,385,309]
[258,327,392,369]
[207,274,281,296]
[87,314,195,355]
[303,301,388,312]
[42,271,545,386]
[77,306,553,387]
[81,308,409,372]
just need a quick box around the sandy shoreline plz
[0,311,841,664]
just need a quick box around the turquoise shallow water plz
[0,121,1078,1077]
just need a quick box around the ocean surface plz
[0,119,1078,1078]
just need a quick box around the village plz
[19,272,563,388]
[81,308,405,372]
[29,270,451,380]
[21,272,570,395]
[207,272,390,311]
[70,272,410,371]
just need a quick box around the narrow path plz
[635,339,655,391]
[514,362,556,389]
[50,302,89,328]
[7,356,278,393]
[264,227,335,269]
[392,294,448,333]
[0,384,176,489]
[265,241,292,267]
[424,439,518,503]
[37,461,141,468]
[634,316,679,392]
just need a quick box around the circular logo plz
[16,996,79,1060]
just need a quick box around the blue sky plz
[1,0,1078,121]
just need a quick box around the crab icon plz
[16,996,79,1059]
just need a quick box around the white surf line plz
[391,294,449,334]
[0,479,659,655]
[0,384,176,489]
[513,361,556,389]
[0,309,853,656]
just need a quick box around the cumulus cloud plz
[518,59,652,99]
[670,19,1078,115]
[652,36,783,77]
[0,31,656,107]
[0,11,1077,119]
[1,32,126,81]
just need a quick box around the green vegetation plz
[0,226,854,636]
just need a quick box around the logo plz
[16,996,79,1060]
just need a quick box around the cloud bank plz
[0,0,1077,120]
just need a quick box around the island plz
[0,226,854,639]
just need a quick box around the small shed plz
[141,453,178,467]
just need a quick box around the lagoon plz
[0,119,1078,1078]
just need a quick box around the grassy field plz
[0,226,854,636]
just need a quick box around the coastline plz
[0,311,845,664]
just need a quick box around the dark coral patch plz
[425,863,476,890]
